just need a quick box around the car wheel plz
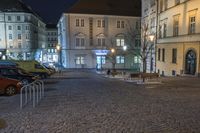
[21,79,29,86]
[5,86,17,96]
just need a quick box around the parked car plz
[0,66,38,86]
[11,60,51,79]
[0,75,22,96]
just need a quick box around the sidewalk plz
[96,70,162,84]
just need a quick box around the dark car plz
[0,66,38,86]
[0,75,22,96]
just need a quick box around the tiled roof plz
[66,0,141,17]
[0,0,43,20]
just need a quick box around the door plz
[96,56,105,70]
[185,50,196,75]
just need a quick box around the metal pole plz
[33,85,35,108]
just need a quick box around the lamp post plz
[148,34,155,73]
[110,48,116,71]
[56,45,61,65]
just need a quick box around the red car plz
[0,75,22,96]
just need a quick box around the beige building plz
[0,0,46,61]
[58,0,141,69]
[156,0,200,76]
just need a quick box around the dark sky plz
[22,0,77,24]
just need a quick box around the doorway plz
[185,50,196,75]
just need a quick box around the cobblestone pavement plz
[0,70,200,133]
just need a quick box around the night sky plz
[22,0,77,24]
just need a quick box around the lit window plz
[189,16,196,34]
[116,38,125,47]
[116,56,125,64]
[76,56,84,64]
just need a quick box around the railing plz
[20,80,44,109]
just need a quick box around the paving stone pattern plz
[0,70,200,133]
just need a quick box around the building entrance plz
[185,50,196,75]
[96,56,105,70]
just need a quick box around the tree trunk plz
[142,58,146,82]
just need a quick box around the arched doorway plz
[185,50,196,75]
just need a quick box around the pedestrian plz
[107,69,111,75]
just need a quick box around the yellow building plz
[157,0,200,76]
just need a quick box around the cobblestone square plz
[0,70,200,133]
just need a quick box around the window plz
[134,56,141,63]
[117,21,120,28]
[162,48,165,62]
[189,16,196,34]
[97,20,105,28]
[173,15,179,36]
[116,38,125,47]
[25,26,30,30]
[135,38,141,48]
[175,0,180,5]
[26,34,30,40]
[81,19,84,27]
[150,17,156,29]
[117,21,125,28]
[121,21,125,28]
[8,16,11,21]
[9,34,12,40]
[17,26,21,30]
[159,25,162,38]
[8,26,12,30]
[158,48,161,61]
[97,20,101,27]
[97,38,105,46]
[18,34,22,40]
[17,16,21,21]
[172,48,177,63]
[9,42,13,49]
[76,56,84,64]
[164,0,168,10]
[160,0,163,12]
[18,43,22,48]
[116,56,125,64]
[76,19,79,27]
[163,23,167,38]
[75,38,85,48]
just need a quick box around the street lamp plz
[122,45,127,75]
[56,45,61,65]
[111,48,115,53]
[148,34,155,73]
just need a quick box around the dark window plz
[162,48,165,62]
[158,48,161,61]
[172,48,177,63]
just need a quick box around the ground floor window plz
[75,56,85,65]
[116,56,124,64]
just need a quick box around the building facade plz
[58,14,141,69]
[45,24,58,64]
[142,0,158,73]
[157,0,200,76]
[58,0,141,69]
[0,0,46,61]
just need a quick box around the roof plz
[0,0,43,20]
[66,0,141,17]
